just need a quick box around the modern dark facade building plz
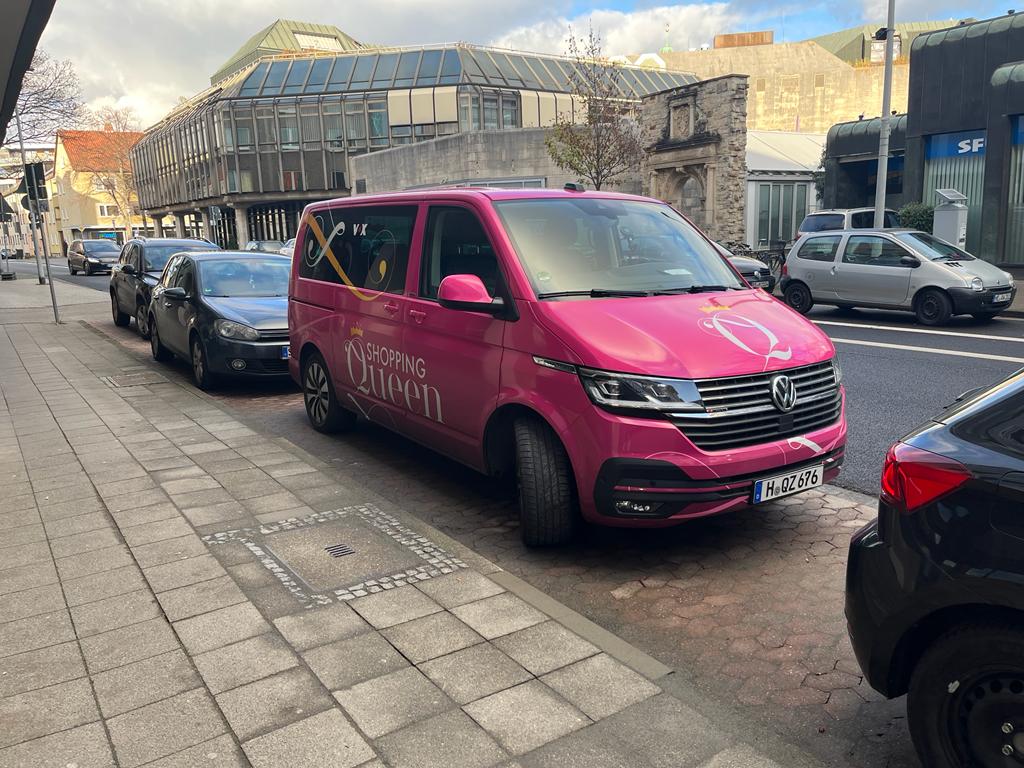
[130,19,695,248]
[823,12,1024,263]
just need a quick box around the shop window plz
[756,182,810,247]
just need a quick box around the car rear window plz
[797,235,841,262]
[800,214,845,233]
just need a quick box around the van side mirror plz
[437,274,505,316]
[900,255,921,268]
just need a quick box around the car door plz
[834,235,914,305]
[401,204,507,467]
[69,241,83,270]
[114,243,136,309]
[163,258,197,355]
[151,254,184,352]
[793,234,843,300]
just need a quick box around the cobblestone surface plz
[99,321,917,768]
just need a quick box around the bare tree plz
[79,106,142,241]
[545,25,643,190]
[3,50,84,150]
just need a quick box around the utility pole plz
[14,110,46,285]
[873,0,896,228]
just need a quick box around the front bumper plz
[204,336,291,376]
[948,285,1016,314]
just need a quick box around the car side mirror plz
[163,286,187,301]
[900,255,921,268]
[122,263,136,275]
[437,274,505,316]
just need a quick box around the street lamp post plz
[873,0,897,229]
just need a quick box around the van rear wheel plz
[302,351,356,434]
[514,417,575,547]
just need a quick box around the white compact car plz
[781,229,1016,325]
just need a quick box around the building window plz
[814,73,826,89]
[256,106,276,148]
[345,100,367,150]
[299,103,321,148]
[437,122,459,136]
[501,95,519,129]
[323,102,344,149]
[391,125,412,145]
[367,98,388,148]
[278,105,299,150]
[282,170,302,191]
[483,95,499,130]
[98,204,119,218]
[414,124,436,141]
[226,169,239,193]
[755,182,810,247]
[755,78,767,93]
[459,91,480,132]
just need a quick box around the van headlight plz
[215,320,260,341]
[970,277,984,292]
[578,367,702,412]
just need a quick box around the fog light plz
[230,359,246,371]
[614,500,661,515]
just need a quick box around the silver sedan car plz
[781,229,1016,325]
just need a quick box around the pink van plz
[288,187,846,545]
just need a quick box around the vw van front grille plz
[672,362,841,451]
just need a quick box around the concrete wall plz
[658,43,909,133]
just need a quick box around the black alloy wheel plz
[111,292,130,327]
[302,352,355,433]
[135,304,150,339]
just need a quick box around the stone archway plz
[657,166,707,229]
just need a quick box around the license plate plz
[994,292,1011,303]
[279,346,290,360]
[753,464,823,503]
[749,280,769,288]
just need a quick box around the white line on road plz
[832,337,1024,364]
[815,319,1024,342]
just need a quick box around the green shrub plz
[898,202,934,233]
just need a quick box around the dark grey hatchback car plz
[148,251,291,390]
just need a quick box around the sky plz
[39,0,1009,128]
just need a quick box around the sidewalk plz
[0,318,826,767]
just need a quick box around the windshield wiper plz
[537,288,654,299]
[653,285,740,294]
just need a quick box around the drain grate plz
[325,543,355,558]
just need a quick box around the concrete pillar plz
[197,210,212,243]
[174,213,186,238]
[151,215,164,238]
[233,205,250,250]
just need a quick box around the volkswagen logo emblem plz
[770,374,798,412]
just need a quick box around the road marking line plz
[832,337,1024,364]
[816,319,1024,342]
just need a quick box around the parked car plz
[846,367,1024,768]
[288,187,846,546]
[110,237,220,338]
[279,238,296,256]
[797,207,901,238]
[781,229,1016,325]
[149,251,291,389]
[68,238,120,275]
[714,243,776,292]
[245,240,285,253]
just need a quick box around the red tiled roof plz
[57,129,143,171]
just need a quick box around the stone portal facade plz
[640,75,748,244]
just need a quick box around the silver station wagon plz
[781,229,1016,325]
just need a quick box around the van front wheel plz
[784,282,813,314]
[514,417,575,547]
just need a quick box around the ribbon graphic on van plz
[698,311,793,369]
[300,211,381,303]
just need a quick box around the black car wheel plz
[514,416,576,547]
[784,282,813,314]
[190,335,216,391]
[68,259,77,276]
[84,263,93,276]
[915,288,952,326]
[909,624,1024,768]
[135,304,150,339]
[111,292,130,327]
[302,351,355,433]
[149,315,171,362]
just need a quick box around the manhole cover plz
[103,372,168,388]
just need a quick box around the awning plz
[0,0,57,145]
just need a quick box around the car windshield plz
[800,214,845,232]
[198,257,290,297]
[83,240,119,253]
[896,232,975,262]
[493,198,742,298]
[144,244,217,272]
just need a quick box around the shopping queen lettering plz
[345,336,443,423]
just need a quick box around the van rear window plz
[298,205,416,295]
[800,214,844,232]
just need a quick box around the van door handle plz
[383,301,400,315]
[409,309,427,324]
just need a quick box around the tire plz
[111,292,130,327]
[915,288,952,326]
[908,623,1024,768]
[84,263,93,276]
[135,303,151,339]
[302,351,356,434]
[972,312,999,323]
[68,260,77,276]
[783,282,814,314]
[514,417,576,547]
[149,314,171,362]
[190,335,216,391]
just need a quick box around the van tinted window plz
[299,205,416,294]
[800,214,844,232]
[797,236,841,262]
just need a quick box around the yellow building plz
[52,127,145,253]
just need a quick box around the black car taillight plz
[880,441,972,513]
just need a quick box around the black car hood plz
[204,296,288,330]
[728,255,768,274]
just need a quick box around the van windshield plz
[493,199,742,298]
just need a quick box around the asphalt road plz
[6,256,113,292]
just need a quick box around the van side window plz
[842,235,911,267]
[298,205,416,295]
[850,211,873,228]
[420,207,501,300]
[797,235,841,262]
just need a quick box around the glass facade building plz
[131,44,695,247]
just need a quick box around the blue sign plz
[1013,116,1024,146]
[926,130,987,159]
[98,232,118,239]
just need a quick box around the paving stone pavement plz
[0,319,826,767]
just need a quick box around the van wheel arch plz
[484,404,549,480]
[299,342,322,369]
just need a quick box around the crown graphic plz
[349,326,364,337]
